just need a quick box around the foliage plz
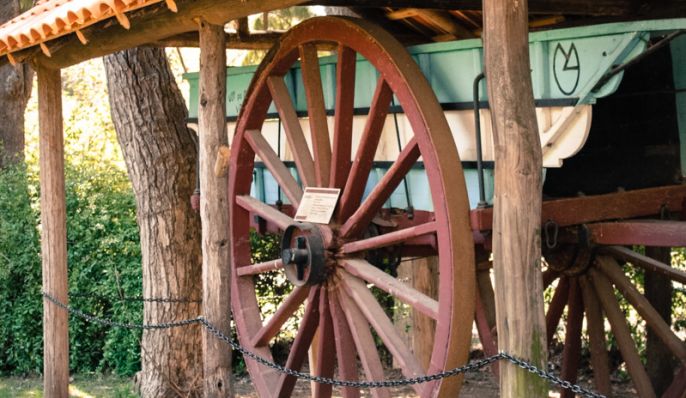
[0,160,142,377]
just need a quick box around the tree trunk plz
[0,0,33,168]
[645,246,675,396]
[104,47,203,398]
[483,1,549,397]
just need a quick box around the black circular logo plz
[553,42,581,96]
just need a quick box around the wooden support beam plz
[389,8,476,39]
[199,20,232,398]
[470,185,686,231]
[313,0,635,15]
[154,31,283,49]
[38,65,69,398]
[483,0,548,397]
[587,220,686,247]
[26,0,308,69]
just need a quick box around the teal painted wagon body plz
[184,19,686,210]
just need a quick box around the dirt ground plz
[232,366,639,397]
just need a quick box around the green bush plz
[0,162,142,376]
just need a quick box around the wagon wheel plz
[229,16,475,398]
[475,225,686,398]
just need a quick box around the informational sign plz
[294,187,341,224]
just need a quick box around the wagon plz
[185,16,686,398]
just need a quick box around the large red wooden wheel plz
[229,17,476,398]
[475,222,686,398]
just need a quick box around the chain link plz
[43,292,606,397]
[68,291,201,304]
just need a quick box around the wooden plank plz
[589,267,657,398]
[578,276,612,396]
[341,222,436,254]
[483,1,548,396]
[245,129,303,207]
[338,78,392,221]
[199,21,232,398]
[330,45,356,190]
[470,185,686,231]
[560,279,584,398]
[154,31,282,49]
[251,286,309,347]
[328,290,360,398]
[336,288,391,398]
[595,256,686,363]
[546,277,570,346]
[29,0,309,69]
[235,195,293,230]
[38,65,69,398]
[340,270,425,394]
[588,220,686,247]
[340,138,419,239]
[236,259,283,276]
[602,246,686,285]
[341,258,438,319]
[413,9,477,39]
[267,76,316,188]
[276,288,320,396]
[299,43,331,187]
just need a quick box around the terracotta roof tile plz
[0,0,176,60]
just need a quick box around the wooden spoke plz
[602,246,686,284]
[663,365,686,398]
[336,288,392,398]
[476,269,497,330]
[546,276,570,345]
[341,258,438,319]
[313,288,335,398]
[341,222,437,255]
[276,288,321,396]
[236,195,294,230]
[267,75,316,187]
[338,78,393,221]
[300,44,332,187]
[328,289,360,398]
[475,291,499,376]
[589,267,657,398]
[237,259,283,277]
[340,138,420,239]
[560,278,584,398]
[330,45,357,189]
[542,268,560,289]
[245,129,303,207]
[578,276,612,396]
[595,256,686,363]
[340,270,426,393]
[251,285,309,347]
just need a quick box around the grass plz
[0,375,137,398]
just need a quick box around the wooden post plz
[199,20,232,397]
[483,1,549,397]
[394,257,437,369]
[644,246,675,395]
[37,65,69,398]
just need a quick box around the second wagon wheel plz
[229,16,476,398]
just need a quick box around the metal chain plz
[43,293,202,330]
[68,291,201,304]
[43,292,606,397]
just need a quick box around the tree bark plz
[104,47,203,398]
[0,0,32,168]
[483,1,548,397]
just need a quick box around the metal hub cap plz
[281,223,327,286]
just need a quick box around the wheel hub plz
[281,222,327,286]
